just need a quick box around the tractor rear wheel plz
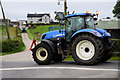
[100,50,113,62]
[32,42,53,65]
[72,34,104,65]
[99,38,113,62]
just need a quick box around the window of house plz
[39,19,42,21]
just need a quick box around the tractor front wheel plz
[32,42,53,65]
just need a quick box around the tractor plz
[31,12,114,65]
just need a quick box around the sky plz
[0,0,118,21]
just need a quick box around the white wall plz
[42,15,50,24]
[97,19,120,29]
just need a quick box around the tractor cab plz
[65,13,96,41]
[66,13,95,31]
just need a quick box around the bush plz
[1,38,25,53]
[114,39,120,52]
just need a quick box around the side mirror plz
[93,18,98,21]
[55,12,64,20]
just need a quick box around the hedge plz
[114,39,120,52]
[1,38,25,53]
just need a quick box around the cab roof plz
[65,13,91,18]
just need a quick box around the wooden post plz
[0,1,10,39]
[64,0,67,16]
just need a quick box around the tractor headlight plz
[94,31,102,37]
[41,34,46,39]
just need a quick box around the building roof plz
[65,13,90,18]
[27,13,50,17]
[0,19,11,22]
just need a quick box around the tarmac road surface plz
[0,33,119,79]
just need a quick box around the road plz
[0,33,119,79]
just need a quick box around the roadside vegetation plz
[64,55,120,61]
[1,38,25,55]
[0,25,25,55]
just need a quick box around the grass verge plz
[64,55,120,61]
[27,25,59,40]
[109,56,120,61]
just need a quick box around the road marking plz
[0,67,119,72]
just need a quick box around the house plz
[27,13,50,24]
[0,19,11,26]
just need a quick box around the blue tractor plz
[31,12,114,65]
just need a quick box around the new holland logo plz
[53,34,65,38]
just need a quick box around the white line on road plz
[0,67,119,72]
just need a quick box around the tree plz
[113,0,120,18]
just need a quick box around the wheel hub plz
[76,40,95,60]
[40,51,46,57]
[85,47,89,53]
[36,47,48,61]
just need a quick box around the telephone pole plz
[58,0,67,16]
[0,1,10,39]
[64,0,67,16]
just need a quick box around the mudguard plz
[41,39,57,53]
[95,29,111,37]
[71,29,102,38]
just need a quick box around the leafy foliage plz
[114,39,120,52]
[113,1,120,18]
[1,38,25,53]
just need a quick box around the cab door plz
[65,17,84,41]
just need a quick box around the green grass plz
[1,25,21,39]
[27,30,34,40]
[0,25,6,37]
[27,25,59,40]
[109,56,120,61]
[64,55,120,61]
[64,56,74,61]
[8,27,17,38]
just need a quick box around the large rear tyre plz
[32,42,53,65]
[72,34,104,65]
[101,50,113,62]
[100,38,113,62]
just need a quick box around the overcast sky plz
[0,0,118,21]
